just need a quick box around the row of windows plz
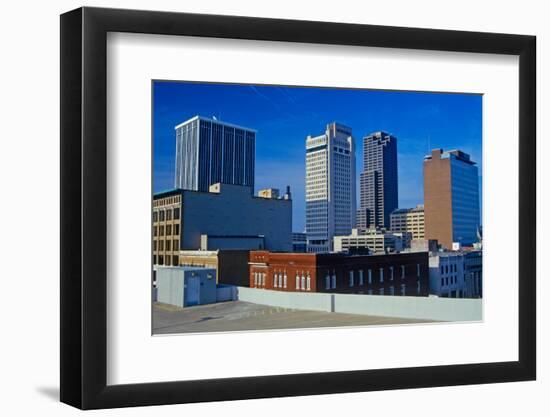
[441,275,459,287]
[153,239,179,251]
[154,255,179,266]
[153,207,180,222]
[153,224,180,237]
[333,146,350,154]
[253,272,266,287]
[325,264,422,289]
[440,263,458,274]
[153,195,180,208]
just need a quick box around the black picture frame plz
[60,6,536,410]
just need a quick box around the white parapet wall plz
[236,287,482,322]
[332,293,482,322]
[237,287,332,312]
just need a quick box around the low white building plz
[333,228,410,254]
[156,266,217,307]
[429,252,465,298]
[429,250,483,298]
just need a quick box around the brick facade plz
[424,149,453,249]
[250,251,429,297]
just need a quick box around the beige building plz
[390,205,425,240]
[333,228,411,254]
[152,192,182,267]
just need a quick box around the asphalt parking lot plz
[152,300,433,334]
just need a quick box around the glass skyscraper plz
[174,116,256,192]
[424,149,480,248]
[305,122,356,253]
[357,131,398,230]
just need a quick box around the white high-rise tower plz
[305,122,356,253]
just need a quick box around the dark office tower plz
[174,116,256,192]
[357,131,398,230]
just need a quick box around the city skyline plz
[153,81,483,232]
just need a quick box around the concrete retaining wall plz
[236,287,482,322]
[332,293,482,321]
[216,285,238,302]
[237,287,332,312]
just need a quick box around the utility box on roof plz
[156,266,217,307]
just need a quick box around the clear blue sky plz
[153,81,482,232]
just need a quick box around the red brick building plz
[249,251,429,296]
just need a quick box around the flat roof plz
[174,115,258,132]
[153,184,292,202]
[154,265,215,271]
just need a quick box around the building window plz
[173,239,178,250]
[283,274,287,288]
[174,224,180,235]
[301,275,306,290]
[417,280,421,295]
[441,265,444,274]
[401,283,406,295]
[279,274,283,288]
[390,266,394,281]
[158,255,164,265]
[153,211,158,222]
[153,226,157,237]
[274,274,278,288]
[159,226,164,236]
[349,270,354,287]
[159,240,164,251]
[165,257,171,266]
[153,240,157,251]
[359,270,364,286]
[325,274,330,290]
[254,272,258,286]
[379,268,384,283]
[306,276,311,291]
[296,275,300,290]
[173,207,180,220]
[441,278,444,286]
[172,256,178,266]
[166,240,171,251]
[166,225,172,236]
[166,210,172,221]
[159,211,165,221]
[417,264,421,277]
[331,274,336,289]
[368,269,372,284]
[401,265,405,279]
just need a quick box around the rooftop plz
[391,205,425,214]
[424,148,476,165]
[174,115,258,132]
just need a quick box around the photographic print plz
[151,81,483,335]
